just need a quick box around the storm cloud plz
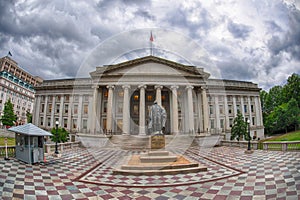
[0,0,299,91]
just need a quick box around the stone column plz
[106,85,114,132]
[155,85,163,106]
[59,96,64,125]
[255,96,262,126]
[139,85,147,135]
[196,89,203,133]
[241,97,245,117]
[33,95,41,125]
[77,95,83,131]
[233,96,237,116]
[67,95,73,130]
[171,86,179,134]
[215,96,220,133]
[201,87,209,133]
[122,85,130,134]
[186,85,194,133]
[43,96,48,128]
[50,96,55,127]
[91,85,99,133]
[224,95,229,130]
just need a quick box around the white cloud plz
[0,0,299,90]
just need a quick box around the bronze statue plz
[148,101,167,134]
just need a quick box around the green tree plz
[286,98,300,131]
[26,111,32,123]
[1,99,17,127]
[284,73,300,105]
[230,111,248,141]
[50,127,69,143]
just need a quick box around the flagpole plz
[150,31,154,56]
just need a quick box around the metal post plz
[55,121,59,154]
[247,120,251,151]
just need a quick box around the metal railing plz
[0,146,16,157]
[221,140,300,151]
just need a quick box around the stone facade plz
[33,56,264,139]
[0,56,43,124]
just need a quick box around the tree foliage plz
[1,99,17,127]
[261,73,300,135]
[50,127,69,143]
[230,111,248,141]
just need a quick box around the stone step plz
[120,162,199,170]
[147,151,169,156]
[113,165,207,176]
[140,155,178,163]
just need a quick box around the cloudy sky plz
[0,0,300,91]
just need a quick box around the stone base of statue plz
[150,133,165,149]
[113,132,207,175]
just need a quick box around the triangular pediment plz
[90,56,210,79]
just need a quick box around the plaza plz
[1,143,300,199]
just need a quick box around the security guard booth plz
[8,123,52,164]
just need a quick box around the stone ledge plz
[113,166,207,176]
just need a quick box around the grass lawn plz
[266,130,300,141]
[0,137,15,146]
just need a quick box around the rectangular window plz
[41,103,44,113]
[40,117,43,126]
[220,119,224,129]
[83,104,88,115]
[252,117,255,126]
[56,104,60,113]
[244,105,247,113]
[229,118,233,127]
[237,105,240,112]
[65,95,69,101]
[47,117,51,127]
[228,105,232,114]
[48,103,52,113]
[64,104,69,114]
[219,105,224,114]
[82,119,87,129]
[56,95,61,101]
[209,105,213,115]
[251,105,254,113]
[73,104,78,114]
[210,119,215,129]
[64,118,68,128]
[72,119,77,129]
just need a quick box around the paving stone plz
[0,146,300,199]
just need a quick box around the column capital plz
[122,85,131,89]
[185,85,194,90]
[138,84,147,89]
[155,85,163,90]
[171,85,179,91]
[106,85,115,89]
[200,86,208,90]
[92,85,99,89]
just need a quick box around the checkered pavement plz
[0,145,299,199]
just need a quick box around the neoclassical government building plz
[33,56,264,139]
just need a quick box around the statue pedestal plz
[150,134,165,149]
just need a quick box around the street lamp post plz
[247,119,251,151]
[55,121,59,154]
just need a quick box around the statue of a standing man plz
[148,101,167,134]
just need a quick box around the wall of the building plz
[34,83,265,139]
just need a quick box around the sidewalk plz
[0,146,299,199]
